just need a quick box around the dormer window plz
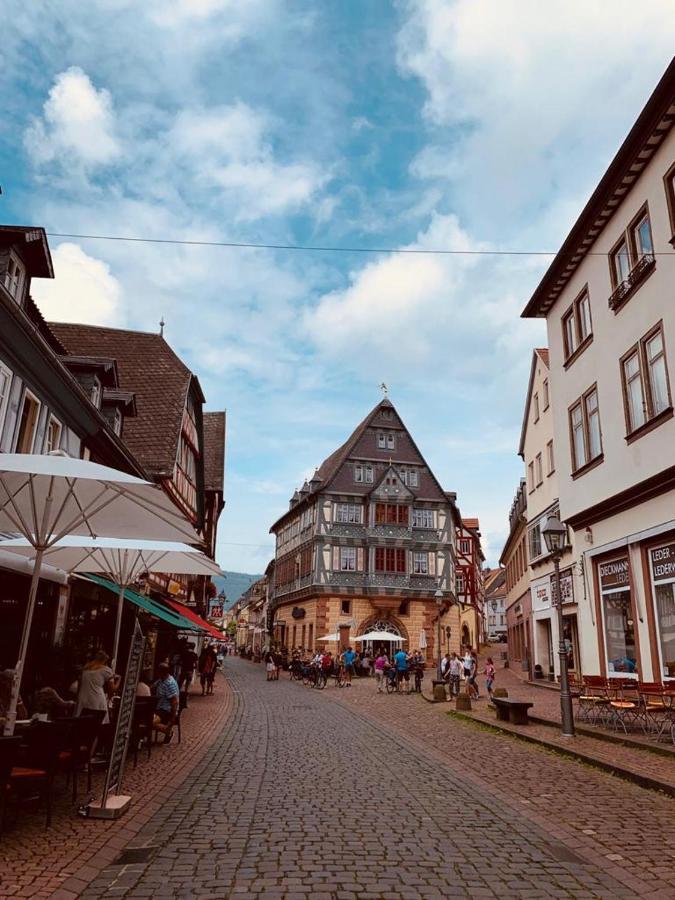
[4,253,25,302]
[113,407,123,436]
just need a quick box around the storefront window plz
[598,557,637,676]
[649,541,675,680]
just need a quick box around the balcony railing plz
[608,253,655,310]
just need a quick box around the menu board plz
[101,620,145,807]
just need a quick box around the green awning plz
[81,574,204,632]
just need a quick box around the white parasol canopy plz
[0,453,199,735]
[316,632,343,642]
[353,631,405,642]
[0,536,222,668]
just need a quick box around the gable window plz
[364,465,374,483]
[377,433,386,449]
[408,469,418,487]
[412,508,434,528]
[354,465,363,483]
[0,363,13,442]
[533,393,540,423]
[569,385,603,474]
[374,547,406,574]
[15,390,41,453]
[535,452,543,486]
[562,288,593,363]
[608,205,656,311]
[3,253,25,302]
[546,440,555,476]
[621,323,672,438]
[340,547,356,571]
[335,503,362,524]
[459,538,471,555]
[386,433,395,450]
[543,378,549,410]
[375,503,409,525]
[45,416,62,453]
[412,551,428,575]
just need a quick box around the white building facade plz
[523,61,675,684]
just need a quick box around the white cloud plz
[397,1,675,234]
[24,67,120,170]
[168,103,327,219]
[30,243,125,327]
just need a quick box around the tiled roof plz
[463,517,480,529]
[49,322,197,478]
[535,348,549,367]
[203,411,226,492]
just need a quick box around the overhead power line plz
[45,231,675,257]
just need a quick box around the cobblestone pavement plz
[0,681,231,899]
[80,658,674,900]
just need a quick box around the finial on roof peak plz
[379,382,388,398]
[159,317,165,337]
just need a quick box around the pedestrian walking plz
[265,651,276,681]
[341,646,357,686]
[393,647,411,693]
[198,644,218,695]
[485,657,496,701]
[448,652,462,697]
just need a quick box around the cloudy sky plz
[2,2,674,572]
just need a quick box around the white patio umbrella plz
[0,453,198,734]
[353,630,405,642]
[316,632,342,642]
[0,536,222,668]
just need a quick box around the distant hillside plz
[212,572,263,608]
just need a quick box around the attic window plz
[4,253,25,302]
[377,433,386,449]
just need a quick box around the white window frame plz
[408,469,419,487]
[0,362,13,443]
[412,508,434,529]
[4,252,26,301]
[335,503,361,524]
[386,433,395,450]
[377,433,386,449]
[364,465,374,484]
[15,388,41,453]
[340,546,356,571]
[45,415,62,454]
[413,551,428,575]
[354,465,363,483]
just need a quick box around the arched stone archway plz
[355,612,410,649]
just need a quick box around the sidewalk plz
[421,653,675,796]
[0,677,232,899]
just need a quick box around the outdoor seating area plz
[575,675,675,742]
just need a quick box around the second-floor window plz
[546,440,555,475]
[562,288,592,362]
[456,572,465,594]
[15,390,41,453]
[354,464,374,484]
[374,547,406,573]
[611,238,632,286]
[412,551,428,574]
[375,503,409,525]
[335,503,362,524]
[459,538,471,555]
[608,206,655,309]
[340,547,356,571]
[621,323,671,436]
[45,416,62,453]
[412,508,434,528]
[4,253,25,301]
[569,385,602,473]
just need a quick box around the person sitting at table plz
[34,685,75,719]
[153,662,179,744]
[136,669,152,697]
[75,650,120,724]
[0,668,28,725]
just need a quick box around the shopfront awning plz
[81,574,203,632]
[165,598,223,639]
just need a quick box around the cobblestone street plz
[80,658,675,899]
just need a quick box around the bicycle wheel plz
[385,676,396,694]
[335,669,345,688]
[315,671,327,690]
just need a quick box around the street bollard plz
[432,680,447,702]
[493,688,508,698]
[456,692,472,711]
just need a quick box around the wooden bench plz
[492,697,533,726]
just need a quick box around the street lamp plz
[542,514,575,738]
[434,589,444,681]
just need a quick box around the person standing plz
[265,651,276,682]
[76,650,120,723]
[198,644,218,696]
[448,652,462,697]
[341,646,357,686]
[374,652,388,693]
[393,647,410,694]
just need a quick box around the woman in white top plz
[76,650,119,723]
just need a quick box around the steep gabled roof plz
[518,348,549,458]
[49,322,204,479]
[203,411,226,493]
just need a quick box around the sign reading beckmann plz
[599,558,630,590]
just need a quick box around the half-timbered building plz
[269,399,461,663]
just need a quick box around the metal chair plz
[578,676,609,725]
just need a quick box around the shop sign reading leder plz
[650,541,675,583]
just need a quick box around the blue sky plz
[2,1,674,572]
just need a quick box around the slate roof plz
[49,322,203,479]
[203,411,226,493]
